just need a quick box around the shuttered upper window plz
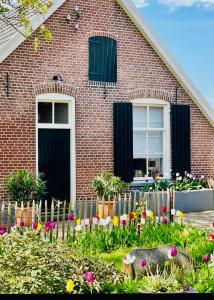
[89,36,117,83]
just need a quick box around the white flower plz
[187,173,190,178]
[176,173,179,177]
[74,225,82,232]
[120,214,127,221]
[105,216,112,225]
[189,174,193,179]
[208,252,214,267]
[92,217,99,225]
[178,176,182,181]
[201,175,205,179]
[176,210,180,217]
[193,177,195,180]
[81,220,85,226]
[99,217,111,226]
[146,210,151,217]
[141,218,146,225]
[123,254,136,265]
[84,219,90,225]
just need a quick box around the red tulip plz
[203,255,210,263]
[162,207,167,213]
[122,220,126,226]
[209,234,214,241]
[142,211,147,218]
[129,212,134,220]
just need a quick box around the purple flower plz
[49,221,56,230]
[68,214,74,221]
[168,247,177,259]
[162,218,168,225]
[20,220,25,227]
[141,259,147,268]
[86,272,95,283]
[0,226,7,235]
[33,222,38,230]
[203,255,210,263]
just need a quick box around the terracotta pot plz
[98,201,115,218]
[16,207,33,227]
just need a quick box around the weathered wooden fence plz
[0,189,176,240]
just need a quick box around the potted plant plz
[91,171,130,217]
[5,170,46,226]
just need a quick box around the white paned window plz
[133,101,170,179]
[38,102,69,125]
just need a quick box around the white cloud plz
[158,0,214,9]
[132,0,149,8]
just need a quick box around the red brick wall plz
[0,0,214,199]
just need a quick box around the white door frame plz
[36,93,76,208]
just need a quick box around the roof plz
[0,0,214,127]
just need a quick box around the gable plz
[0,0,213,128]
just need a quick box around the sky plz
[133,0,214,106]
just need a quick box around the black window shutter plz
[89,36,117,83]
[171,104,191,177]
[113,103,133,182]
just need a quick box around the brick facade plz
[0,0,214,199]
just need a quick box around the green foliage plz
[4,170,46,205]
[0,0,53,49]
[91,171,130,200]
[0,231,124,294]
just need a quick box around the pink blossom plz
[86,272,95,283]
[141,259,147,268]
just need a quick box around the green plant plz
[91,171,130,200]
[0,231,124,294]
[4,170,46,205]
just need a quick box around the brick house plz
[0,0,214,206]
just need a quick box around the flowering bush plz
[0,232,124,294]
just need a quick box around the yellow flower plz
[156,176,161,180]
[113,216,119,227]
[66,279,74,294]
[178,211,184,219]
[98,212,103,219]
[37,223,42,231]
[150,211,154,219]
[76,218,81,225]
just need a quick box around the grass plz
[99,247,134,270]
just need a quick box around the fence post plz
[7,202,11,233]
[133,191,137,212]
[44,200,48,239]
[118,194,122,216]
[169,188,174,223]
[56,201,60,240]
[32,200,35,227]
[62,200,66,241]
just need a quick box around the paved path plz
[174,210,214,230]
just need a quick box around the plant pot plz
[16,207,33,227]
[98,201,115,218]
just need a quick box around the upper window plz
[133,101,170,179]
[88,36,117,83]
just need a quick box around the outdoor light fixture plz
[53,74,63,82]
[65,14,71,24]
[74,4,80,19]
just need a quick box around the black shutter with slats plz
[171,104,191,177]
[89,36,117,83]
[113,103,133,182]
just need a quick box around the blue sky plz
[133,0,214,106]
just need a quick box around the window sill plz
[88,80,116,87]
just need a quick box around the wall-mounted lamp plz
[74,4,80,19]
[53,74,63,82]
[5,73,10,97]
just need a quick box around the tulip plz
[76,218,81,225]
[176,173,179,177]
[49,222,56,230]
[120,214,127,221]
[203,255,210,263]
[162,218,168,225]
[167,247,177,259]
[142,211,147,218]
[113,216,119,227]
[129,212,135,220]
[20,220,25,227]
[92,217,99,225]
[150,211,154,219]
[178,211,184,219]
[74,224,82,232]
[33,222,38,230]
[37,223,42,231]
[141,259,147,268]
[86,272,95,283]
[122,220,126,226]
[162,207,167,214]
[123,254,136,265]
[209,234,214,241]
[68,214,74,221]
[66,279,74,293]
[98,212,103,219]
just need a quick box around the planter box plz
[174,189,214,213]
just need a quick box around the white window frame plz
[36,93,76,208]
[132,98,171,181]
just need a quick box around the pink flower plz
[33,222,38,230]
[68,214,74,221]
[93,217,99,225]
[162,218,168,225]
[168,247,177,259]
[20,220,25,227]
[86,272,95,283]
[141,259,147,268]
[203,255,210,263]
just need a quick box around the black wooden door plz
[38,129,70,204]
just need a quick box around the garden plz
[0,170,213,294]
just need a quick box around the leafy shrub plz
[0,232,124,294]
[91,171,130,200]
[4,170,46,205]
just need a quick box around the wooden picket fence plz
[0,189,176,240]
